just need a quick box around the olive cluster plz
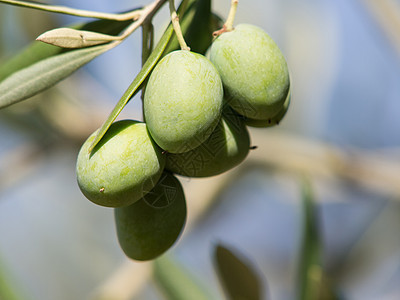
[76,23,290,261]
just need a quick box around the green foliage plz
[0,254,26,300]
[153,255,213,300]
[88,23,174,153]
[88,0,194,153]
[182,0,212,54]
[0,41,60,83]
[298,179,340,300]
[0,18,133,107]
[0,43,114,109]
[164,0,216,55]
[214,244,265,300]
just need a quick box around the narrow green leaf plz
[298,178,322,300]
[0,253,27,300]
[298,179,340,300]
[153,255,213,300]
[0,18,132,82]
[88,26,172,153]
[77,18,133,36]
[214,244,264,300]
[183,0,212,54]
[36,27,119,48]
[163,0,214,55]
[88,0,192,153]
[0,41,60,83]
[0,43,115,109]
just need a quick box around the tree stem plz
[118,0,165,41]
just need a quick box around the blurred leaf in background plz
[153,254,213,300]
[298,179,340,300]
[0,252,27,300]
[214,243,266,300]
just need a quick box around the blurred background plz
[0,0,399,299]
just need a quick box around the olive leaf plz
[0,42,60,83]
[0,254,26,300]
[88,0,195,153]
[214,244,265,300]
[88,25,174,153]
[298,179,340,300]
[183,0,212,54]
[0,43,115,109]
[153,255,213,300]
[36,27,119,48]
[0,18,132,83]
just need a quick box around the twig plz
[0,0,144,21]
[247,129,400,199]
[117,0,167,41]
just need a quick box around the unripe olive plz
[209,24,290,120]
[114,172,186,261]
[144,50,224,153]
[76,120,165,208]
[245,88,291,128]
[165,107,250,177]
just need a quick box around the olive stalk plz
[213,0,238,37]
[225,0,239,31]
[168,0,190,51]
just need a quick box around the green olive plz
[76,120,165,208]
[144,50,224,153]
[210,24,290,120]
[165,107,250,177]
[244,88,291,127]
[114,172,186,261]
